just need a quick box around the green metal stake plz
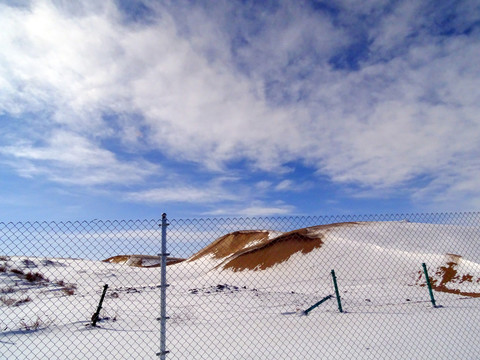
[91,284,109,326]
[331,269,343,313]
[422,263,437,308]
[303,295,333,315]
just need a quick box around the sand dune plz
[103,221,480,297]
[103,255,184,267]
[188,230,274,262]
[217,224,353,271]
[184,221,480,297]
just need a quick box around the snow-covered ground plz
[1,221,480,359]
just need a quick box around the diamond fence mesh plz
[1,212,480,359]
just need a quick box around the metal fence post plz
[157,213,170,358]
[422,262,437,308]
[91,284,109,327]
[331,269,343,313]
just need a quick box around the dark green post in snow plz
[331,269,343,313]
[91,284,109,327]
[422,263,437,308]
[303,295,333,316]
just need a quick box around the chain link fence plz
[1,212,480,359]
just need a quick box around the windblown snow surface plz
[1,221,480,359]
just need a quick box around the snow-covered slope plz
[181,222,480,297]
[2,221,480,359]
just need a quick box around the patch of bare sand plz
[103,255,184,267]
[219,222,359,271]
[188,230,273,262]
[417,259,480,297]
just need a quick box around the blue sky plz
[0,0,479,221]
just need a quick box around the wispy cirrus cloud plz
[125,183,240,204]
[0,0,479,214]
[274,179,313,192]
[0,130,160,186]
[206,201,295,217]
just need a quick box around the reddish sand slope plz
[188,230,273,262]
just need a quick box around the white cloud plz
[274,179,313,192]
[411,157,480,211]
[125,184,239,204]
[0,130,159,186]
[255,181,272,191]
[206,201,295,217]
[368,0,423,58]
[0,0,479,209]
[310,34,480,193]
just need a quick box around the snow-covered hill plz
[181,222,480,297]
[1,221,480,359]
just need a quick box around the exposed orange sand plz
[188,230,272,262]
[419,261,480,298]
[218,223,359,271]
